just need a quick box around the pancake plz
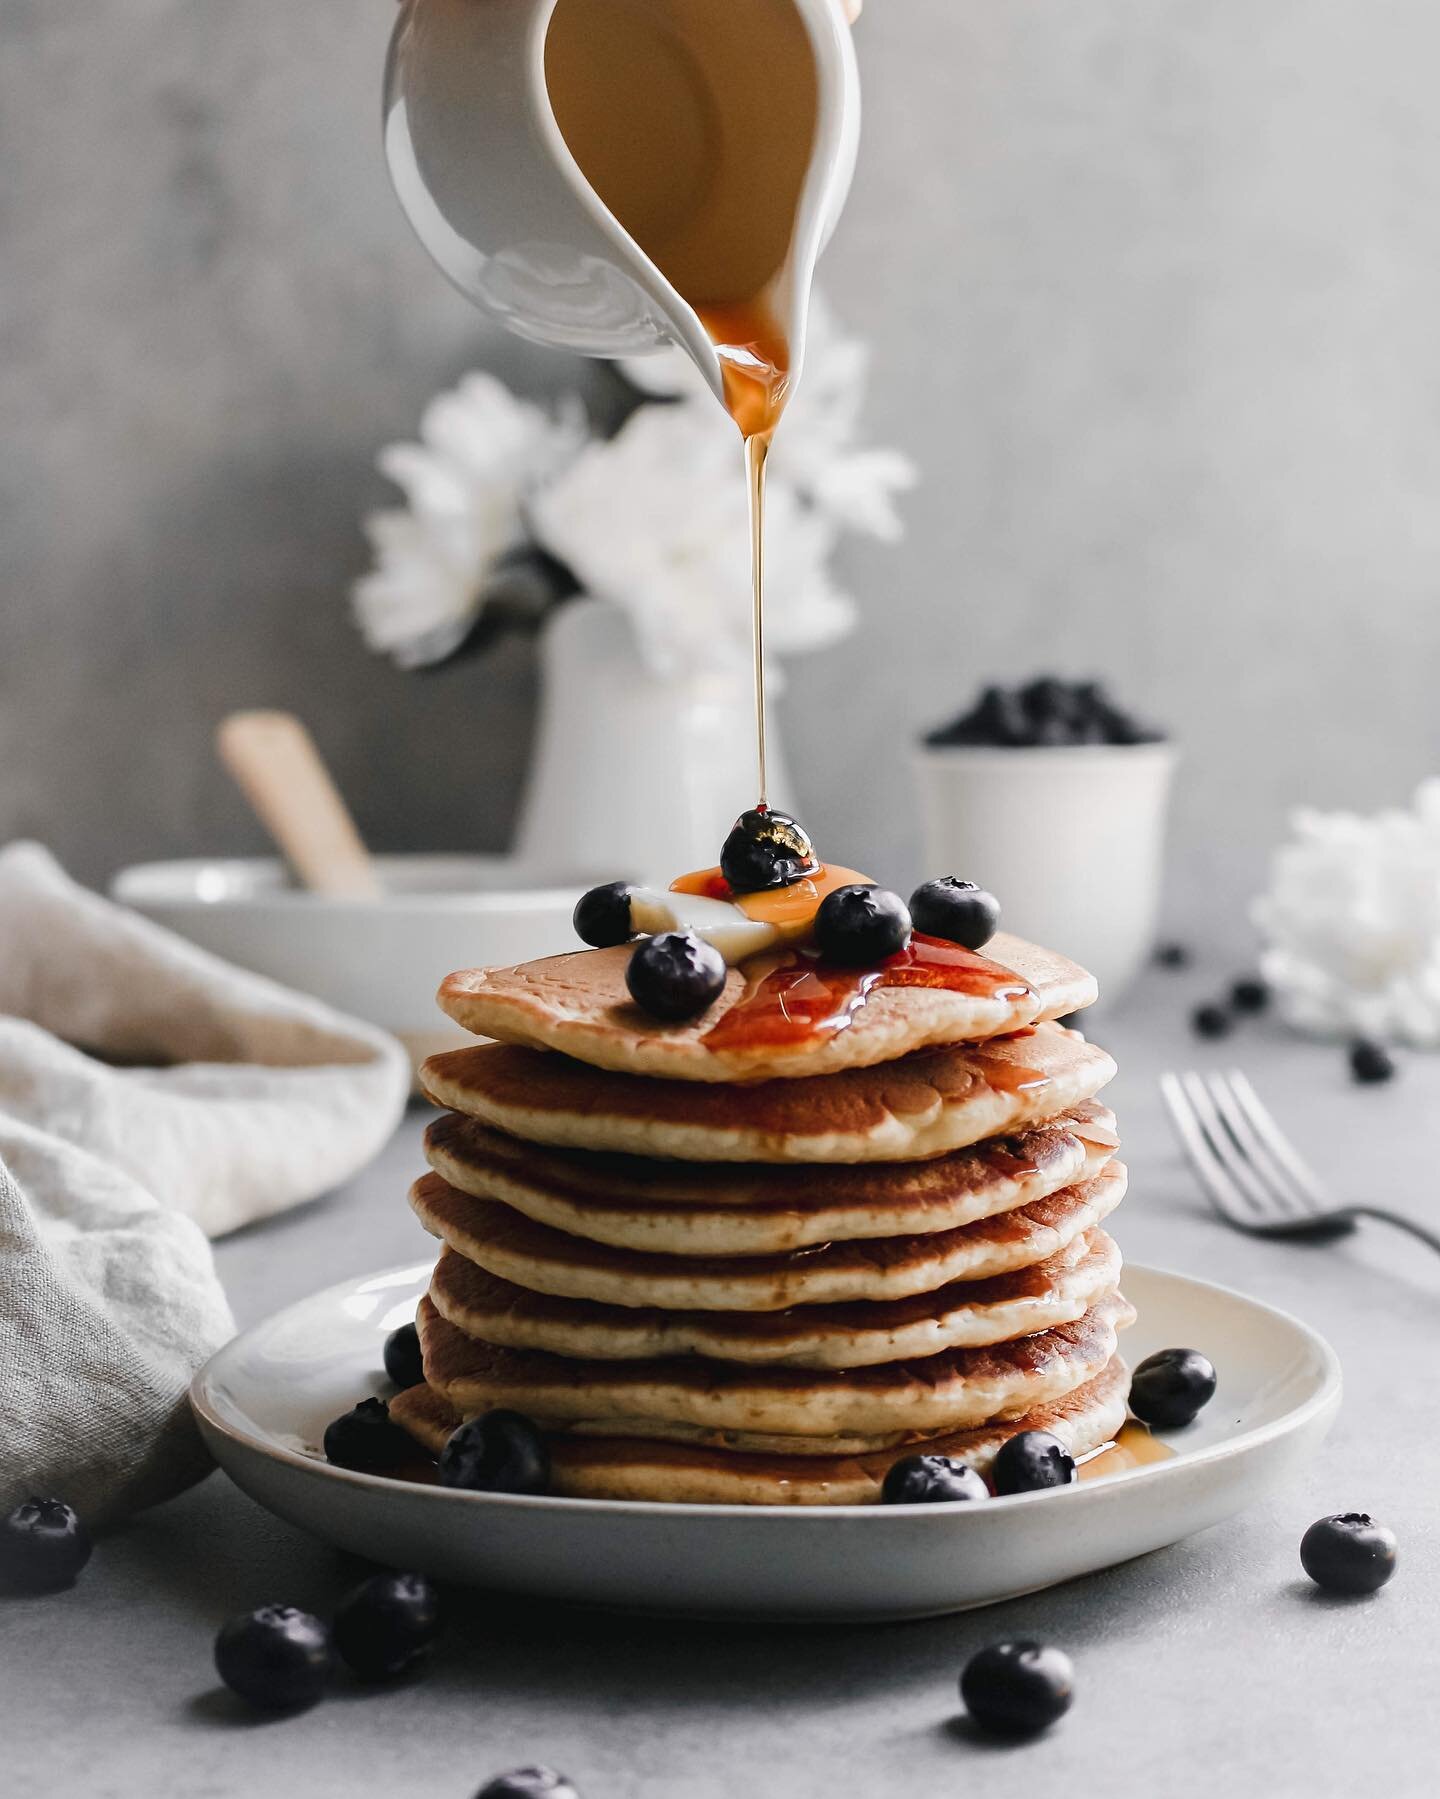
[435,931,1096,1083]
[423,1102,1119,1255]
[389,1355,1131,1504]
[416,1288,1133,1438]
[427,1231,1122,1369]
[411,1161,1128,1310]
[422,1023,1116,1164]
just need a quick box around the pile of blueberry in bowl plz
[924,678,1166,750]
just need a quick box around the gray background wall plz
[4,0,1439,937]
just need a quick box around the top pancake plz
[422,1022,1117,1164]
[436,931,1096,1082]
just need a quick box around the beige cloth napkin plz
[0,842,410,1520]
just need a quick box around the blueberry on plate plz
[323,1397,415,1473]
[1191,1002,1232,1039]
[814,885,912,966]
[881,1455,988,1505]
[1349,1038,1396,1085]
[626,930,727,1023]
[573,881,636,949]
[383,1322,424,1391]
[959,1640,1074,1738]
[991,1430,1076,1495]
[334,1571,441,1680]
[214,1604,334,1711]
[907,877,1001,951]
[475,1770,581,1799]
[719,809,818,893]
[1128,1347,1216,1429]
[439,1409,550,1496]
[1300,1513,1397,1595]
[0,1497,93,1595]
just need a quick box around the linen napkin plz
[0,842,410,1521]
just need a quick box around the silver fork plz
[1160,1067,1440,1255]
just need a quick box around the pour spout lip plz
[522,0,861,406]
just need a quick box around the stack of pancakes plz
[391,930,1134,1504]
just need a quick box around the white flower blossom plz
[352,372,584,668]
[530,399,853,681]
[1252,780,1440,1046]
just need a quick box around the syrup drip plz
[1077,1423,1175,1481]
[703,934,1036,1051]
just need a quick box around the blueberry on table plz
[334,1571,441,1680]
[1349,1038,1396,1085]
[383,1322,424,1390]
[1191,1002,1233,1039]
[1154,941,1190,969]
[626,930,727,1022]
[959,1640,1075,1738]
[1300,1513,1397,1595]
[0,1497,92,1595]
[991,1430,1076,1495]
[1128,1347,1217,1429]
[439,1409,550,1495]
[881,1454,988,1505]
[323,1397,415,1473]
[214,1605,334,1711]
[907,877,1001,951]
[573,881,636,948]
[476,1770,581,1799]
[719,808,818,893]
[814,884,912,966]
[1230,976,1270,1013]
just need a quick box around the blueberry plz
[1154,941,1190,969]
[959,1640,1074,1738]
[334,1571,441,1679]
[814,885,912,966]
[214,1604,334,1711]
[383,1322,424,1390]
[1191,1002,1232,1039]
[907,877,1001,951]
[625,930,727,1023]
[991,1430,1076,1495]
[881,1455,989,1505]
[1230,976,1270,1013]
[439,1410,550,1495]
[719,809,818,893]
[475,1770,580,1799]
[0,1497,92,1595]
[573,881,635,948]
[1349,1038,1396,1085]
[1128,1347,1216,1429]
[323,1397,414,1473]
[1300,1513,1397,1596]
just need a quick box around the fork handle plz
[1350,1206,1440,1258]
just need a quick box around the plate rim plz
[191,1259,1343,1522]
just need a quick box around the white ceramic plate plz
[192,1262,1341,1622]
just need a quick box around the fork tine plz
[1222,1070,1331,1208]
[1178,1070,1291,1219]
[1159,1071,1265,1224]
[1201,1072,1314,1221]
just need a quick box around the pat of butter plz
[628,889,781,964]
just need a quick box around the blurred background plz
[5,0,1439,935]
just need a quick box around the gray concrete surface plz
[5,2,1440,931]
[4,965,1437,1797]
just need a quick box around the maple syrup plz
[544,0,819,805]
[1077,1423,1176,1481]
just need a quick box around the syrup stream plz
[745,431,771,806]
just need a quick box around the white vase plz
[513,598,792,887]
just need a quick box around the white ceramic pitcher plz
[383,0,860,403]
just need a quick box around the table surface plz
[6,962,1438,1799]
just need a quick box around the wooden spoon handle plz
[217,711,381,900]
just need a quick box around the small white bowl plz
[109,855,584,1066]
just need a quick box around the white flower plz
[619,291,917,539]
[1252,780,1440,1046]
[352,372,584,668]
[530,399,854,681]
